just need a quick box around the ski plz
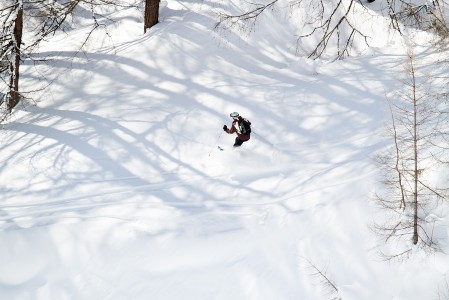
[218,146,224,151]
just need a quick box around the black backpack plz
[240,118,252,135]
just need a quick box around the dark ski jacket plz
[226,116,250,141]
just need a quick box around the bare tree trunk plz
[144,0,160,33]
[7,4,23,112]
[411,55,419,245]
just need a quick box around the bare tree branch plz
[303,258,341,299]
[215,0,279,32]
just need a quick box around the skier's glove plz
[223,125,228,132]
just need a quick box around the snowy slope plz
[1,1,449,299]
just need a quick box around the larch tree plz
[374,46,449,259]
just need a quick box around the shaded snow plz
[1,1,449,299]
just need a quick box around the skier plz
[223,112,251,147]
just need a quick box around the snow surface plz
[1,1,449,299]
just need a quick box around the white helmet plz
[230,112,239,119]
